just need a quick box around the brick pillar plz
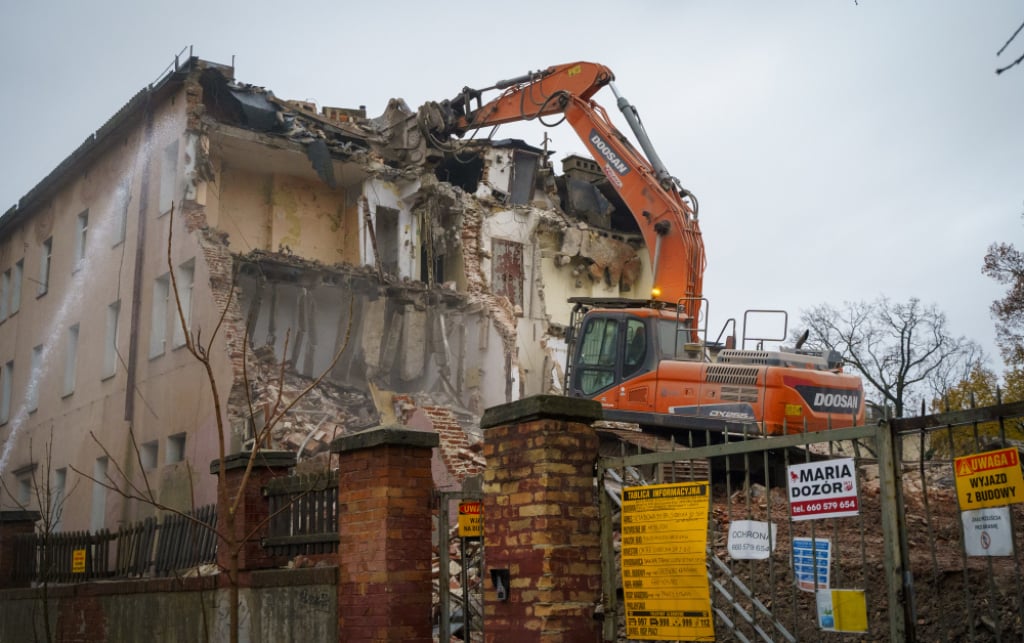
[209,450,294,574]
[0,510,40,589]
[479,395,603,643]
[331,425,438,643]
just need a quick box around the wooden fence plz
[264,470,339,557]
[12,468,342,585]
[13,504,217,584]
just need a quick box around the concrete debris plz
[187,63,652,481]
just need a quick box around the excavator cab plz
[571,314,651,396]
[565,298,703,401]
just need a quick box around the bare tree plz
[983,230,1024,365]
[0,431,77,643]
[797,297,982,418]
[72,204,353,643]
[996,19,1024,75]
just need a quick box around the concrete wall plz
[0,569,336,643]
[235,269,510,414]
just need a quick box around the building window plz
[10,259,22,315]
[38,237,52,296]
[28,345,42,412]
[159,140,179,215]
[63,324,79,396]
[0,360,12,424]
[90,457,108,531]
[12,463,36,508]
[492,239,524,309]
[374,207,400,277]
[141,441,158,471]
[166,433,186,464]
[17,476,31,506]
[149,273,169,358]
[52,468,67,531]
[0,269,8,320]
[104,301,120,378]
[172,260,194,348]
[74,210,89,270]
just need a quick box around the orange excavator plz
[420,62,864,436]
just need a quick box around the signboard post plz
[71,548,87,574]
[727,520,777,560]
[458,500,481,539]
[816,588,868,632]
[792,537,831,592]
[954,447,1024,510]
[961,506,1013,556]
[621,481,714,641]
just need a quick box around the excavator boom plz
[423,62,706,323]
[420,61,865,436]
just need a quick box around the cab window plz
[575,318,619,394]
[623,319,647,375]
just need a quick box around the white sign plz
[787,458,859,521]
[961,506,1014,557]
[727,520,777,560]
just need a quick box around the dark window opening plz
[420,243,445,285]
[492,239,524,308]
[435,153,484,194]
[375,207,400,277]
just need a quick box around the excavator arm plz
[420,62,707,325]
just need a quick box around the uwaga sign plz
[955,447,1024,510]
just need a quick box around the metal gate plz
[596,401,1024,642]
[437,480,484,642]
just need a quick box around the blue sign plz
[792,537,831,592]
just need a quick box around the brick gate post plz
[209,450,295,574]
[479,395,603,643]
[0,510,40,589]
[330,425,438,643]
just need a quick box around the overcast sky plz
[2,1,1022,368]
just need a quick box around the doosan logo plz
[813,392,859,410]
[589,130,630,176]
[794,384,861,413]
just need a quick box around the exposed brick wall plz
[395,395,484,483]
[480,396,603,643]
[334,427,436,643]
[211,451,295,574]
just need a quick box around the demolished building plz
[0,56,653,531]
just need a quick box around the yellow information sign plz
[954,447,1024,510]
[458,500,482,539]
[71,548,87,574]
[621,481,714,641]
[817,589,868,633]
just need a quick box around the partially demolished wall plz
[184,64,651,458]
